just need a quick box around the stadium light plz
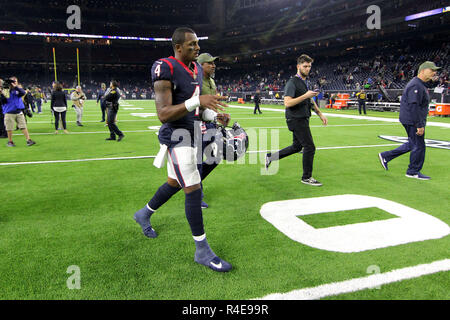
[405,6,450,21]
[0,30,208,41]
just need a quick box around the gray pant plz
[73,105,83,123]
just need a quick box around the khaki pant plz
[4,113,27,131]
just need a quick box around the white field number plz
[260,194,450,253]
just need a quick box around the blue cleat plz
[201,201,209,209]
[133,207,158,238]
[142,226,158,238]
[195,255,232,273]
[405,172,431,180]
[194,237,232,272]
[378,153,388,170]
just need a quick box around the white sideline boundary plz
[228,105,450,128]
[255,259,450,300]
[0,155,155,166]
[14,123,399,136]
[0,143,400,166]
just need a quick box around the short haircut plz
[110,80,118,88]
[171,27,196,49]
[297,54,314,65]
[54,81,63,91]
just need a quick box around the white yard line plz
[0,155,155,166]
[27,119,158,124]
[247,143,400,153]
[228,105,450,128]
[1,143,400,166]
[255,259,450,300]
[13,129,157,136]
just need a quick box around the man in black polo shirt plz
[265,54,328,186]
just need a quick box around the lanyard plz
[296,73,309,90]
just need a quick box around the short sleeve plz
[284,79,296,98]
[151,60,173,83]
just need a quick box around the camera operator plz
[2,77,36,147]
[22,87,34,122]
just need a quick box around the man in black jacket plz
[0,79,7,138]
[378,61,440,180]
[102,80,124,141]
[253,89,262,114]
[265,54,328,186]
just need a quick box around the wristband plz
[185,96,200,112]
[202,108,217,122]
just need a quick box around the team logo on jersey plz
[379,135,450,150]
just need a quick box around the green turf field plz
[0,100,449,300]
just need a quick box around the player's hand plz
[199,95,228,113]
[319,113,328,126]
[304,90,319,99]
[416,127,424,136]
[217,113,230,127]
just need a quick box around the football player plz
[133,27,232,272]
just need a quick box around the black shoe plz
[77,122,83,127]
[100,120,105,122]
[7,141,16,147]
[106,137,116,141]
[117,135,124,142]
[27,139,36,146]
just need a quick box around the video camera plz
[2,79,15,89]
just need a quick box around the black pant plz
[269,117,316,180]
[0,111,6,136]
[358,101,366,114]
[254,103,262,114]
[100,102,106,121]
[107,107,123,138]
[54,110,67,130]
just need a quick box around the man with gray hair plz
[70,86,86,126]
[378,61,441,180]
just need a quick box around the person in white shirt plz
[70,86,87,126]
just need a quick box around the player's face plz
[422,68,437,82]
[298,62,312,77]
[202,61,215,78]
[180,33,200,62]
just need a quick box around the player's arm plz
[284,91,319,108]
[154,80,189,123]
[155,80,227,124]
[283,80,318,108]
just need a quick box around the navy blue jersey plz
[399,77,430,128]
[97,89,106,103]
[152,56,203,147]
